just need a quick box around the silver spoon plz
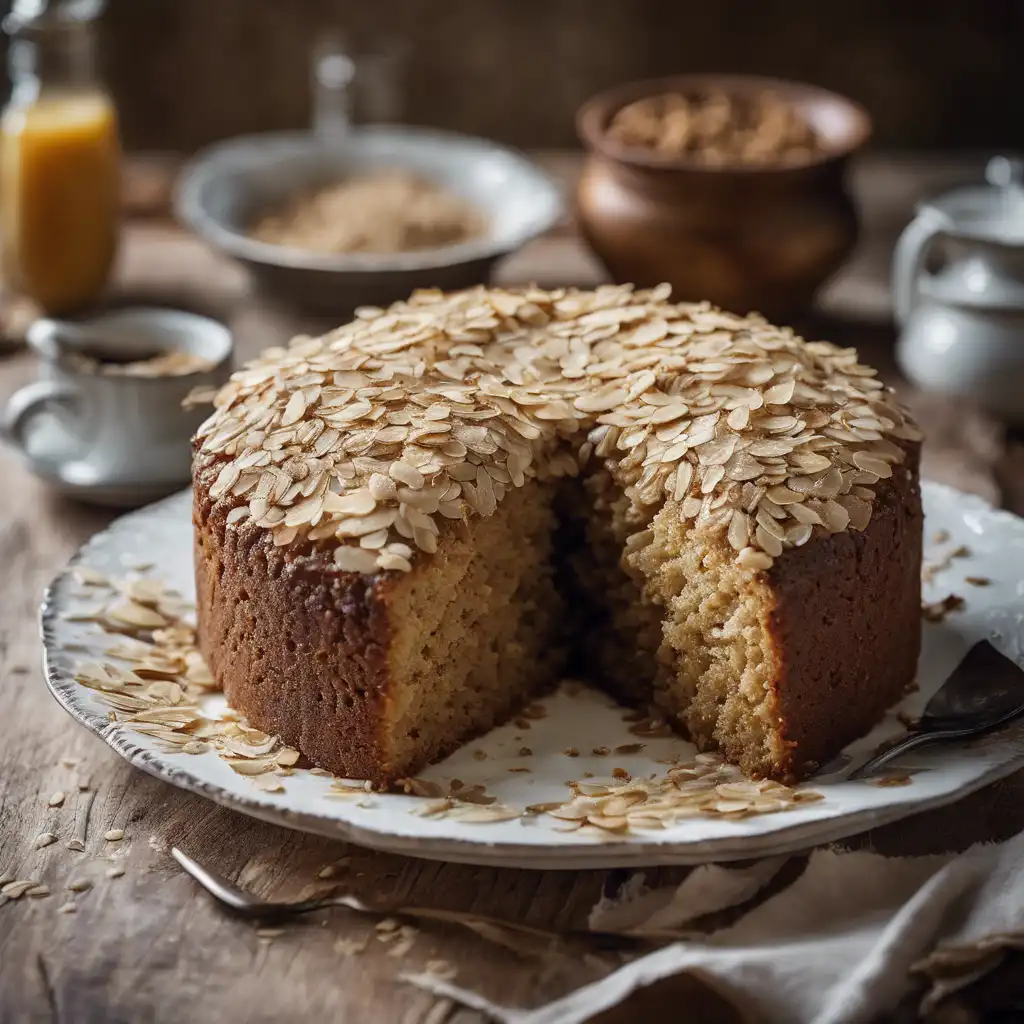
[170,847,638,945]
[834,641,1024,780]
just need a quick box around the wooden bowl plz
[575,74,872,321]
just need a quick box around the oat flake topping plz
[194,284,921,574]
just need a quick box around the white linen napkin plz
[405,831,1024,1023]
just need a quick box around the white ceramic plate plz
[41,482,1024,869]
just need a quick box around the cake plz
[192,285,922,785]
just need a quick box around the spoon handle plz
[848,726,992,780]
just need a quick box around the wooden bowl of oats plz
[576,74,871,320]
[176,127,564,317]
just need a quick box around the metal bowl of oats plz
[176,127,564,316]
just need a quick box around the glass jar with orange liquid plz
[1,0,119,315]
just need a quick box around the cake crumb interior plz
[382,482,565,778]
[632,516,783,778]
[380,468,786,780]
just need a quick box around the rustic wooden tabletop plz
[1,153,1023,1024]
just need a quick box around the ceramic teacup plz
[1,307,232,506]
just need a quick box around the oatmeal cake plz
[192,285,922,784]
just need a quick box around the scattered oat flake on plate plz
[73,566,110,587]
[922,594,966,623]
[922,543,972,583]
[58,902,77,914]
[524,801,563,815]
[410,798,453,818]
[106,599,168,630]
[106,867,125,879]
[870,774,913,787]
[33,833,57,849]
[444,803,521,824]
[448,784,494,805]
[542,754,822,835]
[397,777,445,798]
[251,775,285,793]
[629,716,675,738]
[104,829,125,842]
[965,576,991,587]
[67,879,91,893]
[48,791,65,807]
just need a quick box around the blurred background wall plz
[7,0,1024,152]
[97,0,1024,152]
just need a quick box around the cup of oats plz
[576,74,871,320]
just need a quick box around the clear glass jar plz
[1,0,120,314]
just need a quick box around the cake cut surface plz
[192,285,923,784]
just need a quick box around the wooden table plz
[2,153,1022,1024]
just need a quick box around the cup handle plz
[892,210,946,328]
[2,379,80,457]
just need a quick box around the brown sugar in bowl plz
[575,74,872,320]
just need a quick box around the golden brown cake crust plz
[763,449,923,778]
[194,459,567,784]
[194,464,395,781]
